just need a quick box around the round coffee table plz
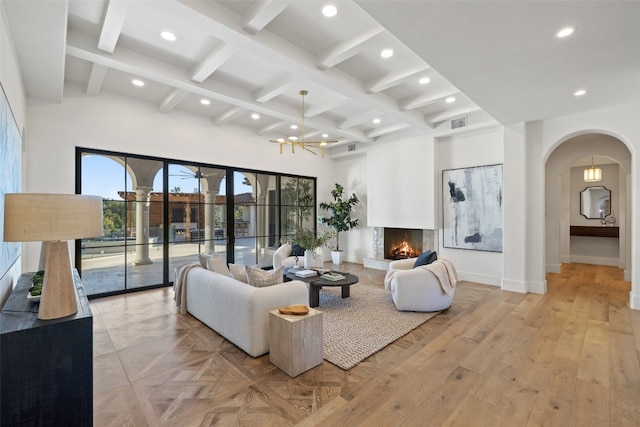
[285,270,359,308]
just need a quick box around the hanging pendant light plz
[269,90,338,158]
[584,157,602,182]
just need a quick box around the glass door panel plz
[80,153,129,295]
[233,171,256,265]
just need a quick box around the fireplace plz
[384,228,423,260]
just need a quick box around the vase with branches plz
[319,183,359,265]
[293,226,334,269]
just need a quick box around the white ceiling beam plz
[253,76,294,103]
[214,106,247,125]
[86,63,107,96]
[305,98,349,118]
[338,111,382,129]
[243,0,291,34]
[365,65,430,94]
[316,27,385,70]
[426,105,482,125]
[366,122,411,138]
[173,0,430,132]
[400,90,459,110]
[258,120,288,135]
[158,88,189,113]
[190,42,235,83]
[98,0,129,53]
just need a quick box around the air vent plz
[451,116,467,129]
[347,143,356,152]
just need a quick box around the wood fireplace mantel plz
[570,226,619,238]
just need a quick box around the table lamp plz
[3,193,103,320]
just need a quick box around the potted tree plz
[293,226,334,269]
[319,183,359,265]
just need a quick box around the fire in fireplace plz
[384,228,423,260]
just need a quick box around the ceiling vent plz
[451,116,467,129]
[347,143,356,152]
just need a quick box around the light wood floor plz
[91,262,640,426]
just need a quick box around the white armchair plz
[384,257,457,312]
[272,243,298,269]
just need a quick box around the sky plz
[81,155,252,199]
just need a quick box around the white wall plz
[24,83,336,271]
[366,135,436,229]
[436,126,505,286]
[0,2,26,304]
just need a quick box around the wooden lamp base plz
[38,240,77,320]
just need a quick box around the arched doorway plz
[545,132,632,295]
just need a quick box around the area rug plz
[319,285,439,370]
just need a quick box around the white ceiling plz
[5,0,640,153]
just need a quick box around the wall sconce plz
[3,193,103,319]
[584,157,602,182]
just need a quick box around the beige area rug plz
[319,284,439,370]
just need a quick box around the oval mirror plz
[580,186,611,219]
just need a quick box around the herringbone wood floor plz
[92,262,640,426]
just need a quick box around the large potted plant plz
[319,183,359,265]
[293,226,334,269]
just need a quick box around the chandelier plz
[270,90,337,158]
[584,157,602,182]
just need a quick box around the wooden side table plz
[269,308,323,377]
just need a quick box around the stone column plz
[204,191,218,253]
[133,186,153,265]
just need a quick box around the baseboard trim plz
[570,255,619,267]
[460,271,501,287]
[527,280,547,294]
[501,279,527,293]
[546,263,561,274]
[630,291,640,310]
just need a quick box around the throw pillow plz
[198,252,210,268]
[246,265,284,288]
[229,263,251,283]
[206,253,231,277]
[413,250,438,268]
[291,243,306,256]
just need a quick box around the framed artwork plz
[0,83,22,280]
[442,164,503,252]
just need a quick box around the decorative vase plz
[330,250,343,265]
[304,249,323,269]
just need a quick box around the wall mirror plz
[580,186,611,219]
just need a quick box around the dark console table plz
[0,271,93,426]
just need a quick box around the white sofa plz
[385,257,457,312]
[185,267,308,357]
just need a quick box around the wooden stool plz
[269,308,323,377]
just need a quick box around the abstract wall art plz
[442,164,503,252]
[0,84,22,280]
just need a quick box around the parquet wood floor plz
[91,262,640,426]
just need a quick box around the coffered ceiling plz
[5,1,640,154]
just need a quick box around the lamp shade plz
[3,193,103,242]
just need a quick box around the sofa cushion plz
[413,251,437,268]
[229,263,251,283]
[246,265,284,287]
[291,243,306,256]
[206,253,231,277]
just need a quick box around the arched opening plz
[545,132,632,296]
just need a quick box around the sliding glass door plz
[77,148,316,298]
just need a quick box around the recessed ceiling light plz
[574,89,587,96]
[322,5,337,17]
[288,136,298,141]
[291,124,298,130]
[555,27,575,38]
[372,118,381,124]
[132,79,145,87]
[419,77,431,85]
[200,98,210,105]
[322,133,329,138]
[161,31,176,41]
[251,113,260,119]
[445,96,456,103]
[380,49,394,58]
